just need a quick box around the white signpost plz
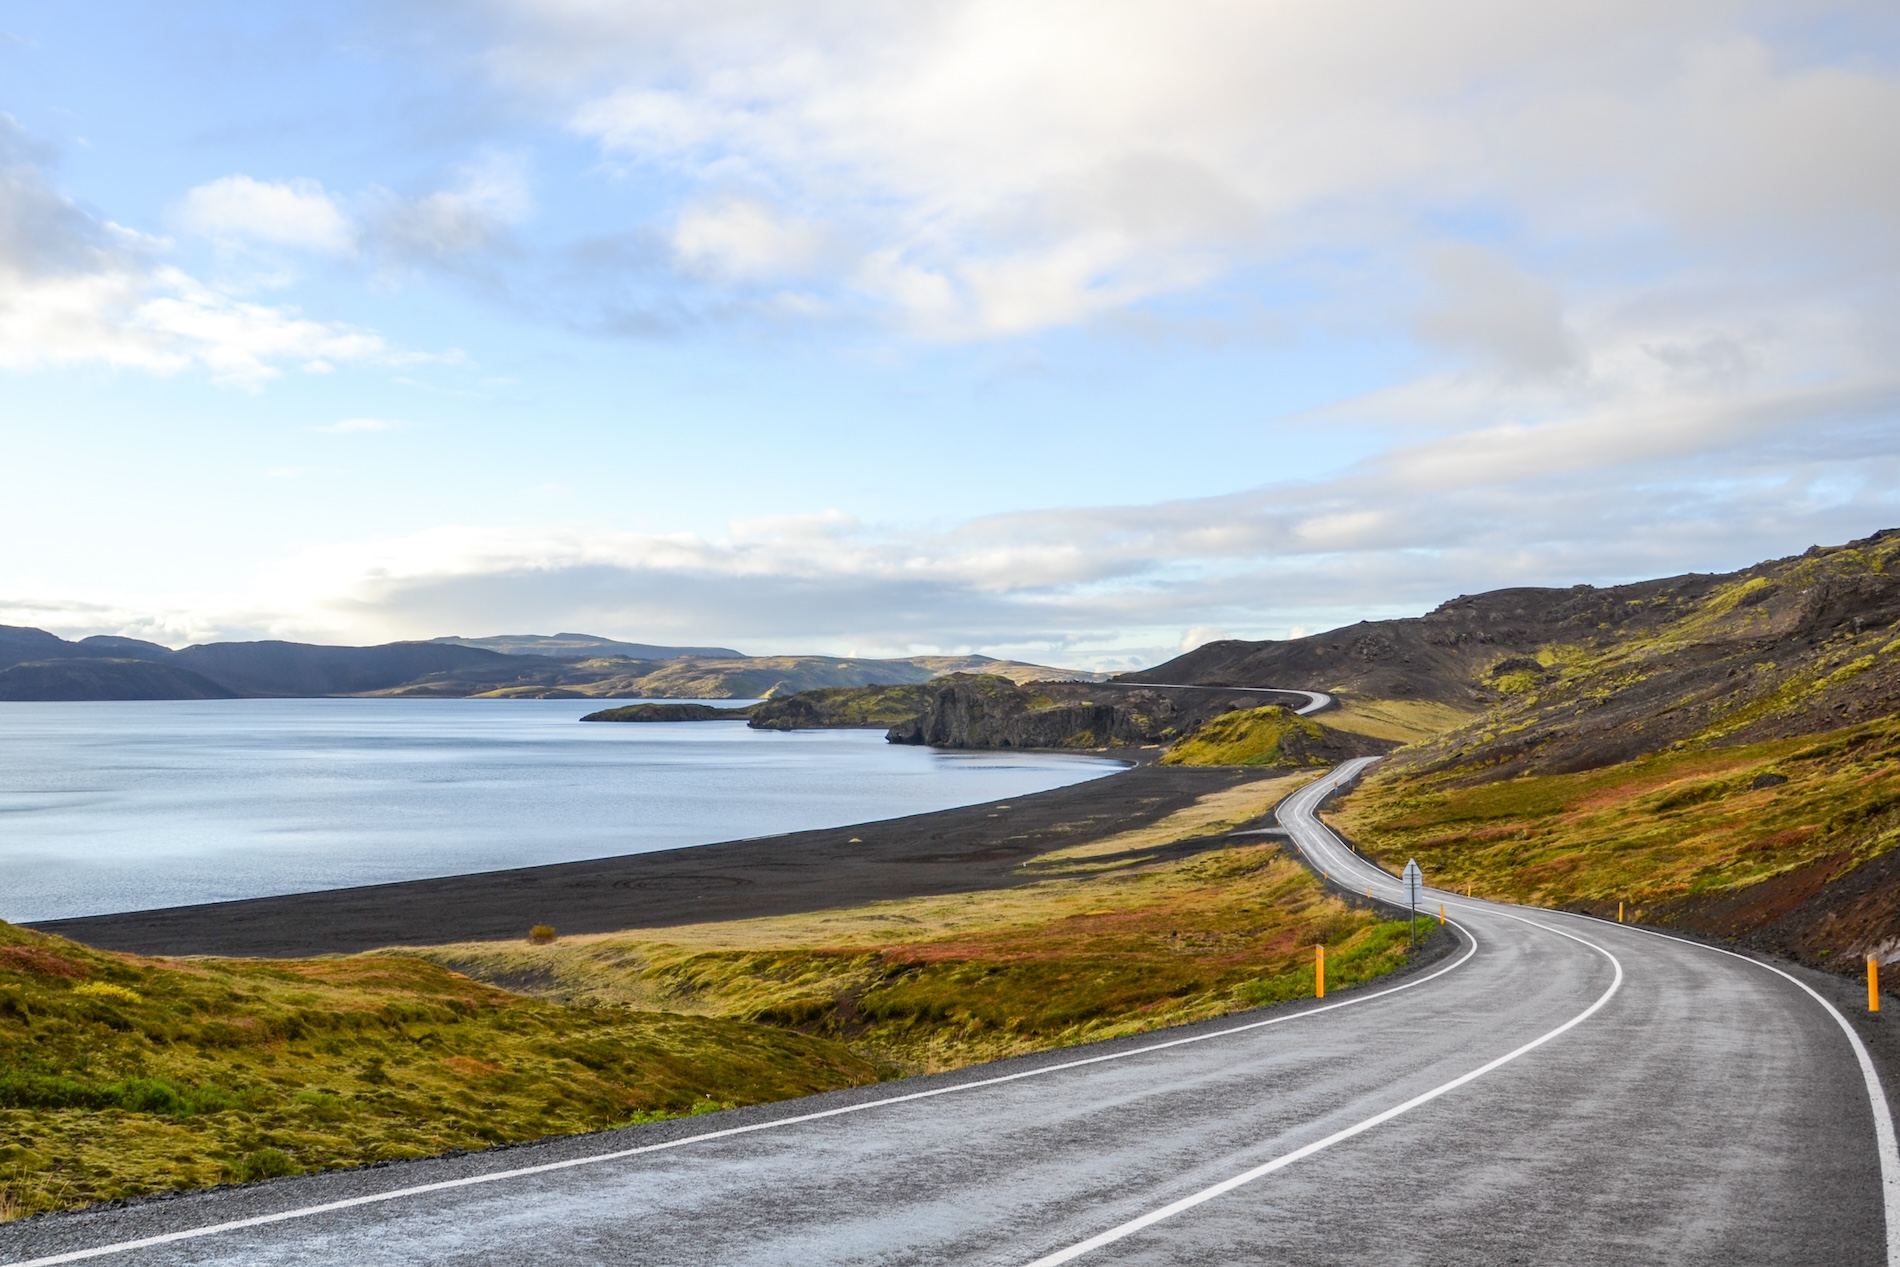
[1402,859,1424,944]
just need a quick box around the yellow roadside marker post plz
[1439,903,1446,924]
[1366,884,1372,899]
[1872,958,1881,1014]
[1315,945,1325,999]
[1618,902,1624,923]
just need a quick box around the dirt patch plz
[0,945,92,979]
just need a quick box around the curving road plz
[4,761,1895,1266]
[1100,681,1334,715]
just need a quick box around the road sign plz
[1402,858,1424,947]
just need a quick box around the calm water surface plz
[0,699,1121,922]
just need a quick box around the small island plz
[578,702,750,722]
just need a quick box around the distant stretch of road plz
[4,760,1895,1266]
[1100,681,1333,715]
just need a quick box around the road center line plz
[1019,914,1624,1267]
[3,909,1478,1266]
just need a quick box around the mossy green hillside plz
[743,683,936,730]
[1160,706,1328,767]
[0,926,878,1220]
[1328,714,1900,917]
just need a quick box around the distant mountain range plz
[0,626,1100,701]
[430,633,746,659]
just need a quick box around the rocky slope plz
[1309,530,1900,979]
[1122,576,1733,706]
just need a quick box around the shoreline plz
[30,754,1281,958]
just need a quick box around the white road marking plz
[26,755,1886,1267]
[1580,919,1900,1266]
[1021,913,1623,1266]
[1287,756,1899,1266]
[1,915,1477,1266]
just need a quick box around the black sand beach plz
[32,760,1274,957]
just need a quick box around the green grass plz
[422,846,1416,1071]
[415,776,1416,1073]
[0,927,880,1219]
[1160,706,1327,767]
[1314,697,1478,744]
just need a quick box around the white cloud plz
[508,0,1900,346]
[1415,244,1578,380]
[172,154,537,276]
[14,409,1897,664]
[0,118,399,386]
[1178,626,1227,652]
[176,176,355,253]
[57,368,1871,662]
[671,198,822,282]
[365,151,534,263]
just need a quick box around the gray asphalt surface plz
[4,759,1895,1266]
[1101,682,1334,715]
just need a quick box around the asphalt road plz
[5,759,1896,1266]
[1101,681,1334,715]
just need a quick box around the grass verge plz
[415,775,1416,1072]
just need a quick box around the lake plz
[0,699,1122,923]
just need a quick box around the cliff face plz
[885,675,1271,750]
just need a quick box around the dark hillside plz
[0,629,520,698]
[0,624,71,666]
[1122,575,1731,704]
[69,635,175,660]
[1396,530,1900,780]
[0,659,237,701]
[0,627,178,670]
[167,639,517,696]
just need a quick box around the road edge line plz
[1,903,1477,1265]
[1018,914,1623,1267]
[1586,919,1900,1267]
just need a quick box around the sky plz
[1,1,1896,670]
